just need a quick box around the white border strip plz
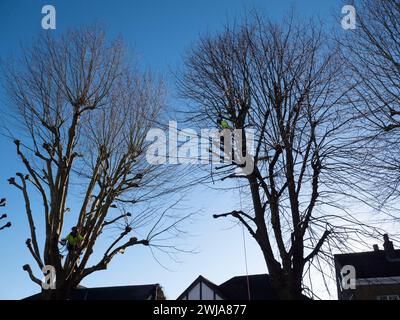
[356,276,400,285]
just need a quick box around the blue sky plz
[0,0,343,300]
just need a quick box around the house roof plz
[178,274,281,300]
[24,284,162,300]
[178,273,312,300]
[334,249,400,279]
[219,274,278,300]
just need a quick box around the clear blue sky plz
[0,0,342,300]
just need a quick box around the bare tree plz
[0,198,11,231]
[340,0,400,206]
[2,26,191,299]
[179,14,380,299]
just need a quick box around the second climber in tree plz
[217,112,235,163]
[217,112,231,130]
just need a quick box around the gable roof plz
[334,249,400,279]
[176,275,227,300]
[24,284,163,300]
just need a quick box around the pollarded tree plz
[179,14,380,299]
[3,26,190,299]
[0,198,11,231]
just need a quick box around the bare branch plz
[22,264,42,287]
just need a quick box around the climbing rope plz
[238,183,251,301]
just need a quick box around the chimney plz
[383,234,396,259]
[373,244,379,252]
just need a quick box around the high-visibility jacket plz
[220,120,231,129]
[66,233,83,246]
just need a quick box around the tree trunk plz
[270,270,304,300]
[40,282,74,300]
[40,270,76,300]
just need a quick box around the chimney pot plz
[383,234,396,259]
[373,244,379,252]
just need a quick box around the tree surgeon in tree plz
[179,13,382,299]
[3,26,192,300]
